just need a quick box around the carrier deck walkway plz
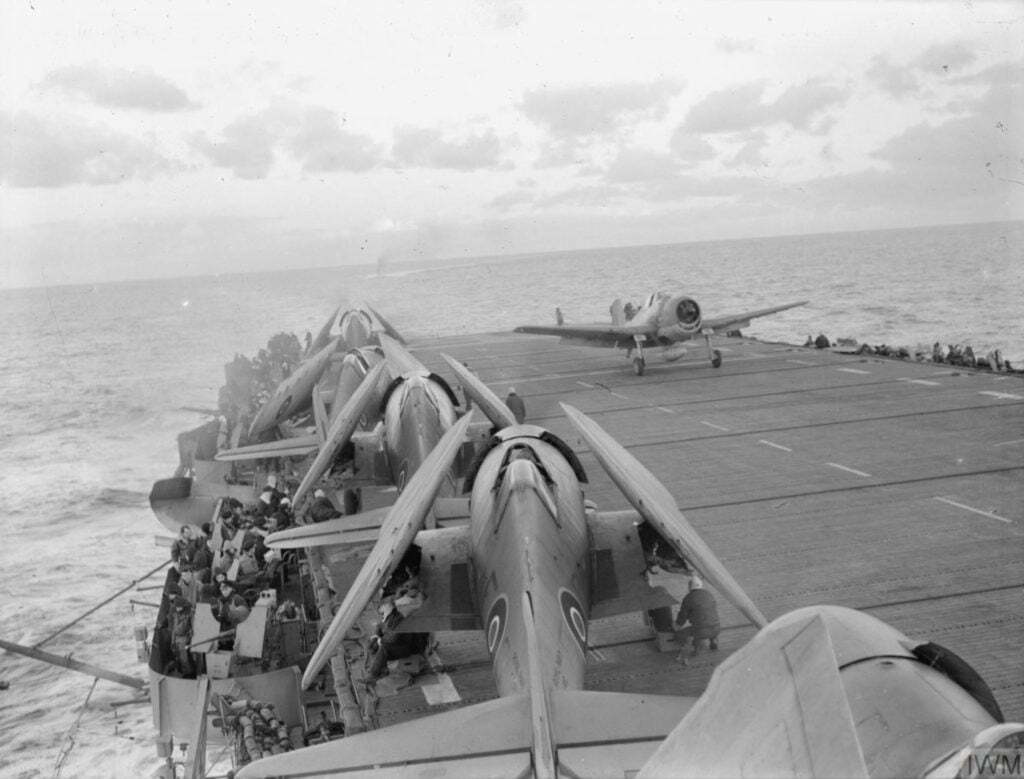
[323,332,1023,730]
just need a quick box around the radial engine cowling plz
[655,296,702,344]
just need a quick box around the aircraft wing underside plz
[589,510,677,619]
[701,300,808,333]
[515,322,651,347]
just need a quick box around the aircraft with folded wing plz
[237,358,1020,778]
[515,291,807,375]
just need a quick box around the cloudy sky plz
[1,0,1021,288]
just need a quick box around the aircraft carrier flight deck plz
[326,330,1023,730]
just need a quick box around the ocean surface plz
[1,219,1021,778]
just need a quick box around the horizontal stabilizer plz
[265,507,392,549]
[553,690,696,776]
[236,695,533,778]
[214,434,321,462]
[638,610,868,778]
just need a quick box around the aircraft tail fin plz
[610,297,626,325]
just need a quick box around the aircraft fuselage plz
[468,433,590,697]
[384,374,459,499]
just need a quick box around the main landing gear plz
[631,335,647,375]
[704,333,723,368]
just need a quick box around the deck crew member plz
[309,489,342,523]
[505,388,526,424]
[675,575,720,664]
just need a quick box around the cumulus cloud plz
[727,131,769,168]
[868,41,981,98]
[683,78,849,134]
[191,112,281,180]
[40,65,196,111]
[192,104,382,179]
[913,42,977,75]
[866,55,921,98]
[520,79,683,139]
[669,129,717,165]
[604,148,680,183]
[392,126,503,170]
[0,111,177,188]
[290,108,380,173]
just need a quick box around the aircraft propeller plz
[292,360,388,507]
[441,354,517,429]
[561,403,767,629]
[301,413,474,689]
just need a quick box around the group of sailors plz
[161,476,298,677]
[807,334,1016,372]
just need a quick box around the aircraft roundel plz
[559,588,587,653]
[486,595,508,655]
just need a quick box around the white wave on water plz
[0,220,1020,777]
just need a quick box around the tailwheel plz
[711,349,722,368]
[633,356,646,376]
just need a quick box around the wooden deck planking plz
[324,332,1023,727]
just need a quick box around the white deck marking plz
[787,359,816,366]
[610,391,630,400]
[588,648,607,662]
[898,378,941,386]
[979,391,1024,400]
[576,381,594,388]
[837,368,871,375]
[934,496,1011,524]
[826,462,872,478]
[700,421,730,431]
[758,439,792,452]
[994,438,1024,447]
[656,406,676,414]
[421,673,462,705]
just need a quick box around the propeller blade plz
[561,403,767,629]
[441,354,517,429]
[292,360,387,507]
[366,303,407,345]
[379,332,428,375]
[301,413,474,689]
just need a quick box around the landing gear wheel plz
[633,356,646,376]
[711,349,722,369]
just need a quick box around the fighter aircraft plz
[288,334,469,512]
[239,363,1020,777]
[515,291,807,375]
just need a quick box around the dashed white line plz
[827,462,872,478]
[700,421,730,431]
[934,496,1011,524]
[837,368,871,375]
[758,440,792,452]
[898,378,941,386]
[979,391,1024,400]
[610,391,630,400]
[787,359,816,366]
[656,406,676,414]
[576,381,594,388]
[994,439,1024,447]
